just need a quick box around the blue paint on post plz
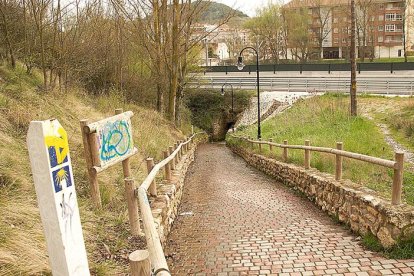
[98,119,133,165]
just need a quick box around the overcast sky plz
[213,0,286,17]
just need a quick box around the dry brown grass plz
[0,65,189,275]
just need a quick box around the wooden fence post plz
[392,152,404,205]
[80,119,102,208]
[174,143,179,163]
[269,138,273,152]
[169,146,176,170]
[305,140,311,169]
[164,151,172,181]
[146,158,157,197]
[124,178,141,236]
[115,109,132,178]
[259,138,262,153]
[129,250,151,276]
[283,140,288,161]
[336,142,343,181]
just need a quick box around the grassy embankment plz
[228,94,414,205]
[0,65,191,275]
[361,97,414,154]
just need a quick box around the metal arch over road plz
[191,74,414,95]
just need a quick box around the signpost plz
[27,119,90,276]
[80,110,141,235]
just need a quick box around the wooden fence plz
[129,133,200,276]
[231,135,405,205]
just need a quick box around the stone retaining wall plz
[149,137,207,245]
[229,143,414,248]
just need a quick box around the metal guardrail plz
[191,77,414,95]
[202,62,414,74]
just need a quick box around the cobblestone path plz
[166,143,414,275]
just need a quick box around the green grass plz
[363,232,414,259]
[229,94,414,203]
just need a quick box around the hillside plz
[0,65,191,275]
[196,0,249,23]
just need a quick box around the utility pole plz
[350,0,357,116]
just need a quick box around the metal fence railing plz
[190,76,414,95]
[202,62,414,74]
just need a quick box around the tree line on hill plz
[0,0,234,125]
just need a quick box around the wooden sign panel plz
[27,119,90,276]
[95,113,135,167]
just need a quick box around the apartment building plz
[284,0,413,59]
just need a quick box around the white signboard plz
[27,119,90,276]
[96,113,135,167]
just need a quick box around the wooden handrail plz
[237,135,397,169]
[136,133,200,275]
[230,135,404,205]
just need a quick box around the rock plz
[377,227,396,248]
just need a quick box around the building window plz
[379,4,384,9]
[396,14,403,21]
[378,36,383,42]
[396,24,403,31]
[371,16,375,22]
[334,38,339,44]
[342,27,348,33]
[378,25,384,31]
[342,38,347,43]
[379,15,384,21]
[385,24,396,32]
[386,13,396,21]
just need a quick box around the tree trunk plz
[0,5,16,69]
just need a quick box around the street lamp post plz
[237,46,261,139]
[221,84,235,133]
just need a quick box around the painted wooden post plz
[27,119,90,275]
[392,152,404,205]
[146,158,157,197]
[336,142,343,181]
[124,178,141,236]
[163,151,172,181]
[80,119,101,208]
[129,250,151,276]
[304,140,311,169]
[258,138,262,153]
[283,140,288,161]
[269,138,273,152]
[169,146,176,170]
